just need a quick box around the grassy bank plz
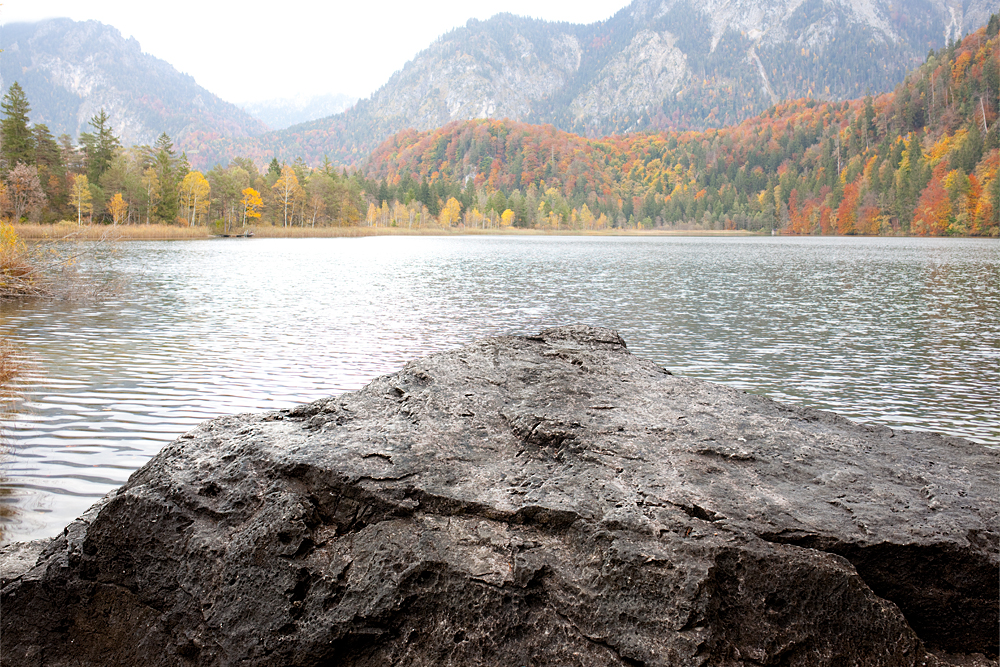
[12,222,761,241]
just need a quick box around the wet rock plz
[2,325,997,666]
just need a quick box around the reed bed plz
[2,223,124,299]
[13,223,212,241]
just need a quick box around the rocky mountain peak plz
[0,18,267,150]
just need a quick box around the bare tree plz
[5,164,47,222]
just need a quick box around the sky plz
[2,0,632,105]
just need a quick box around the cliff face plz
[2,326,997,666]
[0,19,268,149]
[252,0,998,166]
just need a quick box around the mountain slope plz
[0,19,268,150]
[361,18,999,236]
[214,0,998,168]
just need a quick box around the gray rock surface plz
[2,325,998,666]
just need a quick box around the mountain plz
[240,94,358,131]
[360,17,999,236]
[0,19,268,151]
[205,0,999,168]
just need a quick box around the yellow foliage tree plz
[439,197,462,226]
[241,187,263,230]
[108,192,128,225]
[501,209,515,227]
[141,168,160,225]
[70,174,93,225]
[272,165,300,227]
[180,171,210,226]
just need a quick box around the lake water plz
[1,235,998,544]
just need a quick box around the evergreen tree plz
[1,82,35,171]
[154,133,179,223]
[33,124,67,216]
[80,109,120,183]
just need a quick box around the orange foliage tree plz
[836,182,860,235]
[911,163,952,236]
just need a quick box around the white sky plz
[2,1,631,105]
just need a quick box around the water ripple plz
[1,235,998,542]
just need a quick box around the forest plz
[361,19,999,236]
[0,89,366,231]
[1,16,997,236]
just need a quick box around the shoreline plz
[12,223,997,242]
[11,223,768,241]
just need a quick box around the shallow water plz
[1,235,997,543]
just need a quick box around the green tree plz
[153,133,179,223]
[1,83,35,171]
[79,109,120,184]
[33,124,66,216]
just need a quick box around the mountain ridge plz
[197,0,998,168]
[0,18,267,150]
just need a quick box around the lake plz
[1,234,998,544]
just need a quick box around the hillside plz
[203,0,999,168]
[360,18,999,236]
[0,19,267,151]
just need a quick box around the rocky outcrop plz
[2,326,997,666]
[251,0,993,166]
[0,19,267,150]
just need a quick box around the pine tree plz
[1,82,35,171]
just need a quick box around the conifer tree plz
[1,82,35,171]
[154,133,179,223]
[79,109,120,183]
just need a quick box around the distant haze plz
[0,0,630,104]
[242,94,359,130]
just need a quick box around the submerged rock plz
[2,326,997,666]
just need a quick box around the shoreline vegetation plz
[0,20,997,240]
[10,222,769,241]
[0,222,121,298]
[13,222,998,242]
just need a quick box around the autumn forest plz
[1,16,998,237]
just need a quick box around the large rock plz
[2,326,997,666]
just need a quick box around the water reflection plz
[1,235,997,542]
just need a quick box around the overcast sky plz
[2,0,632,105]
